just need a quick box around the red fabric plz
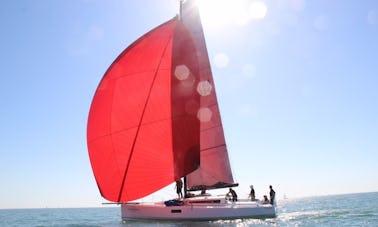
[87,0,237,202]
[87,18,201,202]
[182,0,236,190]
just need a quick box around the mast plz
[179,0,184,20]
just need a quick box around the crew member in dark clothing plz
[227,188,238,201]
[269,185,275,205]
[249,185,256,201]
[175,179,183,198]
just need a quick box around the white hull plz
[121,196,276,221]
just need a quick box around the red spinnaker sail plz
[87,0,237,202]
[87,18,201,202]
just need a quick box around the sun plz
[194,0,267,28]
[249,1,268,20]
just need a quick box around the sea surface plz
[1,192,377,226]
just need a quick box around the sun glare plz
[249,1,268,20]
[195,0,267,28]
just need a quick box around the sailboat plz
[87,0,276,221]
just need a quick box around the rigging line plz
[116,22,176,202]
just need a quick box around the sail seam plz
[106,69,170,80]
[200,144,226,152]
[89,113,200,144]
[200,124,223,133]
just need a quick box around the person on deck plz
[227,188,238,201]
[175,179,183,198]
[262,195,270,204]
[269,185,275,205]
[249,185,256,201]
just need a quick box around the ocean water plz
[1,192,377,226]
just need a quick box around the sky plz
[0,0,377,209]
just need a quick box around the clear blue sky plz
[1,0,377,209]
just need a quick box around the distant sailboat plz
[87,0,276,220]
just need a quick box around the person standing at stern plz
[175,179,183,198]
[269,185,275,205]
